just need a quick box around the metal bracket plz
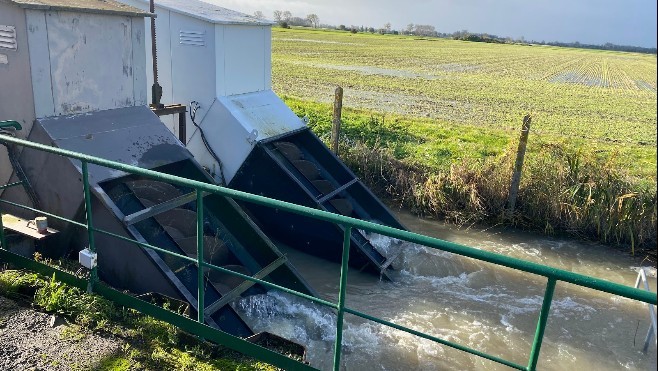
[123,191,207,225]
[380,250,402,273]
[317,178,359,204]
[247,129,259,145]
[205,255,288,316]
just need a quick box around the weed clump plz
[33,274,119,329]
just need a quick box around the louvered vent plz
[179,30,205,47]
[0,25,17,51]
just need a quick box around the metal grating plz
[0,25,17,51]
[179,30,205,47]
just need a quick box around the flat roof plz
[149,0,274,26]
[2,0,154,17]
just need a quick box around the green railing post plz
[527,277,557,371]
[196,190,205,323]
[333,226,351,371]
[81,161,98,293]
[0,207,6,251]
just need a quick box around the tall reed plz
[340,139,657,253]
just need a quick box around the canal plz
[236,210,656,370]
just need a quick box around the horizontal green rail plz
[0,134,655,371]
[0,198,88,229]
[0,120,22,130]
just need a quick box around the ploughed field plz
[271,28,657,179]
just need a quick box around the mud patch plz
[274,38,365,46]
[305,86,490,123]
[549,71,610,87]
[635,80,656,92]
[291,61,442,80]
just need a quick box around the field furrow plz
[272,28,657,178]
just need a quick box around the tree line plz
[253,10,320,29]
[253,10,657,54]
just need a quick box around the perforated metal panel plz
[0,25,17,50]
[179,30,205,46]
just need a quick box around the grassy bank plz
[0,267,277,370]
[284,96,657,254]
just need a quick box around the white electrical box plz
[79,248,98,269]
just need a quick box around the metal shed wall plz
[219,24,271,96]
[170,11,216,143]
[0,3,35,191]
[28,10,147,118]
[1,2,149,204]
[121,0,272,103]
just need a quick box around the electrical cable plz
[189,101,226,185]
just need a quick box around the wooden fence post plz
[331,86,344,155]
[506,114,532,217]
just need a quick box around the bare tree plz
[414,24,436,37]
[283,10,292,22]
[273,10,282,22]
[253,11,264,19]
[306,13,320,28]
[406,23,414,34]
[384,22,392,33]
[289,17,308,26]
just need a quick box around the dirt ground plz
[0,295,125,371]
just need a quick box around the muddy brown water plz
[235,210,657,370]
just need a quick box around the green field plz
[272,28,657,180]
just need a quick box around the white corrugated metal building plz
[120,0,306,183]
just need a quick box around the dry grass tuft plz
[341,139,657,254]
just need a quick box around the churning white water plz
[235,210,657,370]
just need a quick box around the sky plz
[205,0,657,48]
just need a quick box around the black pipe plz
[150,0,163,108]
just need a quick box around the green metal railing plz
[0,120,22,131]
[0,132,656,371]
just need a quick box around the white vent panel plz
[0,25,17,51]
[179,30,205,47]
